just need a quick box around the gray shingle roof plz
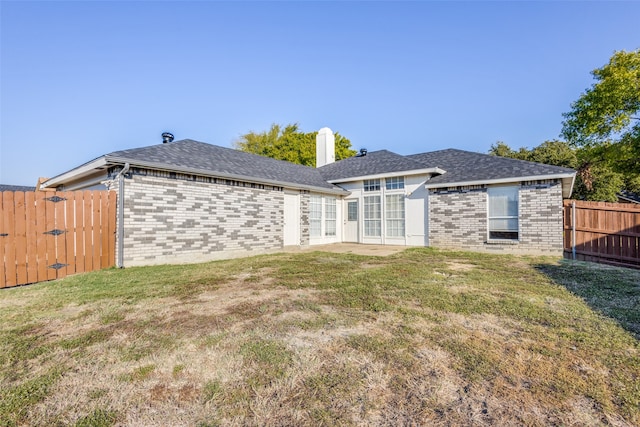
[407,149,575,186]
[318,150,433,181]
[618,190,640,204]
[0,184,35,192]
[45,138,576,195]
[106,139,342,192]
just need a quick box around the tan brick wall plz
[120,173,283,266]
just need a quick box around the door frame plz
[343,198,359,243]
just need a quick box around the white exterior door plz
[343,200,359,243]
[283,192,300,246]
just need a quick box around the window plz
[364,195,381,237]
[385,194,405,237]
[488,186,519,240]
[310,195,322,237]
[347,201,358,221]
[364,179,380,192]
[325,197,336,236]
[385,176,404,190]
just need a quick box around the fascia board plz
[564,175,576,199]
[61,174,111,191]
[41,157,109,189]
[425,173,577,190]
[327,167,446,184]
[105,156,350,196]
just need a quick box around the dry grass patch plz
[1,248,638,426]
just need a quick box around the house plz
[618,190,640,204]
[41,129,576,267]
[0,185,36,192]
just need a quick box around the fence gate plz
[0,190,117,288]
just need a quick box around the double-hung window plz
[385,194,405,237]
[488,186,519,240]
[325,197,336,236]
[310,195,322,237]
[364,195,381,237]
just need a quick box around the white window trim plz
[359,176,408,242]
[325,197,336,237]
[385,194,405,237]
[364,179,381,192]
[309,194,340,243]
[385,176,405,191]
[309,195,323,238]
[487,186,520,242]
[363,195,382,237]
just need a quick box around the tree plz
[234,123,356,167]
[528,140,578,169]
[488,140,622,201]
[561,49,640,196]
[489,140,577,167]
[489,141,531,161]
[562,49,640,147]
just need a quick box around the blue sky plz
[1,1,639,186]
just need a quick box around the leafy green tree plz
[571,162,624,202]
[489,141,531,161]
[234,123,356,167]
[528,140,578,169]
[489,141,517,158]
[488,140,623,201]
[562,49,640,148]
[561,49,640,197]
[489,140,577,166]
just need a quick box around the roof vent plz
[162,132,174,144]
[356,148,368,157]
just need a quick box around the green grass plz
[0,248,638,425]
[73,408,118,427]
[0,370,62,427]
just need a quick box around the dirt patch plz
[446,261,476,272]
[360,263,386,269]
[285,243,407,257]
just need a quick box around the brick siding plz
[300,192,310,246]
[428,180,564,255]
[120,172,283,266]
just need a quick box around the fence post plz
[571,200,576,260]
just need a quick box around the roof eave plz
[425,172,577,198]
[41,157,109,189]
[327,167,446,184]
[105,156,349,195]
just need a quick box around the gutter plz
[104,156,350,196]
[115,163,130,268]
[326,167,446,184]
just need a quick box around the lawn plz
[1,248,638,426]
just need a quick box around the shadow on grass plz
[535,260,640,339]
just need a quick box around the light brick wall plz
[429,186,487,250]
[428,180,564,255]
[519,180,564,253]
[120,172,283,266]
[300,192,310,246]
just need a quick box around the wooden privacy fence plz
[0,190,117,288]
[563,200,640,269]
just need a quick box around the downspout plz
[116,163,130,268]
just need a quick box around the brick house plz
[42,129,575,266]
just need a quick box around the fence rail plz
[563,200,640,269]
[0,190,116,288]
